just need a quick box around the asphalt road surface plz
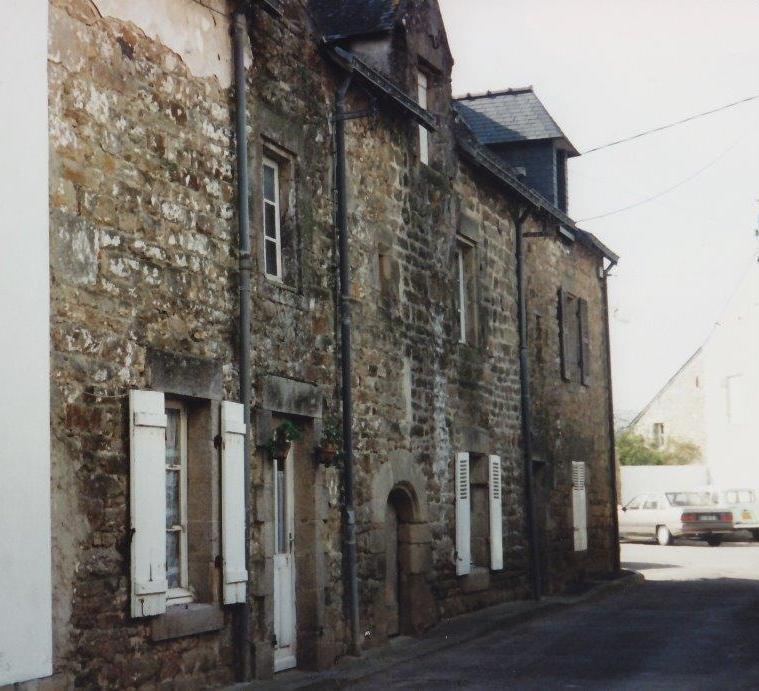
[353,539,759,690]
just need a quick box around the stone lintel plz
[460,426,491,455]
[147,348,223,400]
[260,375,322,419]
[458,212,481,243]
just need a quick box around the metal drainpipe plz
[602,261,621,572]
[232,8,252,682]
[515,210,542,601]
[334,75,362,657]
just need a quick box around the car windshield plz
[665,492,715,507]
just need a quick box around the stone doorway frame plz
[370,456,439,638]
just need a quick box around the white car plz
[618,491,734,546]
[708,488,759,539]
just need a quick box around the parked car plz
[707,488,759,540]
[618,491,733,546]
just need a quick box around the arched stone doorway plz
[383,483,437,638]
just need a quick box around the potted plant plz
[317,420,341,467]
[267,420,302,460]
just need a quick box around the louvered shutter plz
[455,452,471,576]
[221,401,248,604]
[572,461,588,552]
[579,298,590,386]
[488,455,503,571]
[558,288,571,382]
[129,389,168,617]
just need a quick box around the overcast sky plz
[439,0,759,420]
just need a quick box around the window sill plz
[151,602,224,642]
[260,277,310,311]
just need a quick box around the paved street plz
[352,540,759,690]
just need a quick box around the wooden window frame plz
[165,400,192,604]
[262,156,283,282]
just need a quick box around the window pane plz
[264,202,277,239]
[263,164,275,202]
[166,409,179,466]
[265,238,279,277]
[276,462,286,553]
[166,469,180,527]
[166,531,180,589]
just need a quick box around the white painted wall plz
[702,256,759,487]
[91,0,246,88]
[0,0,52,685]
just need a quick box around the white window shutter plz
[221,401,248,604]
[129,389,168,617]
[572,461,588,552]
[455,452,471,576]
[488,455,503,571]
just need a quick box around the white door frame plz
[273,447,297,672]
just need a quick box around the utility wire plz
[578,132,748,223]
[582,93,759,155]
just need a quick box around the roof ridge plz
[453,86,534,101]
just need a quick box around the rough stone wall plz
[524,231,617,593]
[48,0,242,686]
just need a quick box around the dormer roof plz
[453,87,578,156]
[309,0,405,41]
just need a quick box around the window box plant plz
[317,420,341,467]
[267,420,302,460]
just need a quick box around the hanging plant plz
[317,419,342,467]
[267,420,302,460]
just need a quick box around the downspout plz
[232,8,252,682]
[514,209,542,600]
[601,260,621,572]
[334,75,362,657]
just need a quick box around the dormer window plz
[417,70,429,165]
[556,149,568,212]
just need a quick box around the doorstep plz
[227,570,643,691]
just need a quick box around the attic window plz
[417,70,429,165]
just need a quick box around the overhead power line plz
[578,132,748,223]
[582,93,759,155]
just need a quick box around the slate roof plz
[309,0,403,41]
[453,87,578,155]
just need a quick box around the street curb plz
[230,570,644,690]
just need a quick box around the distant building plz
[629,253,759,488]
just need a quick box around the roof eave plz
[327,45,438,131]
[575,229,619,264]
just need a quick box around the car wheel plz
[656,525,674,546]
[751,530,759,542]
[706,535,723,547]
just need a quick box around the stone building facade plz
[2,0,618,687]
